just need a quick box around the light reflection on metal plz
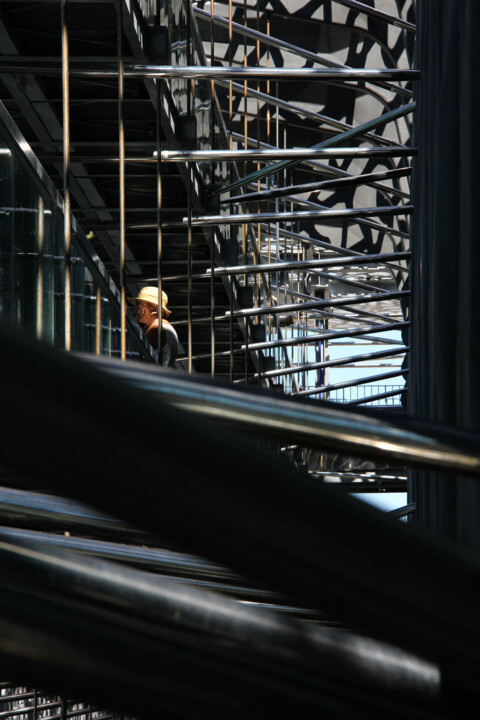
[36,195,44,340]
[84,356,480,476]
[95,286,101,355]
[164,205,413,229]
[61,0,71,351]
[192,6,413,98]
[207,252,410,278]
[215,77,407,150]
[331,0,416,32]
[123,65,420,81]
[221,167,412,205]
[242,321,408,353]
[117,0,126,361]
[161,147,415,162]
[215,100,416,195]
[253,348,408,381]
[294,369,408,397]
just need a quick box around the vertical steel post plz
[156,78,163,361]
[61,0,71,351]
[229,277,234,382]
[187,166,193,374]
[36,195,44,340]
[210,0,216,377]
[117,0,127,360]
[95,285,101,355]
[187,1,193,374]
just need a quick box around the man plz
[129,286,178,367]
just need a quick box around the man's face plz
[134,300,156,328]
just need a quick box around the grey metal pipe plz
[233,135,412,202]
[260,216,410,244]
[223,83,402,148]
[161,249,410,283]
[206,251,410,277]
[124,65,420,81]
[61,0,71,351]
[0,532,440,704]
[161,147,415,162]
[331,0,416,32]
[82,355,480,475]
[215,100,416,195]
[389,504,416,519]
[226,290,409,320]
[0,485,138,540]
[0,525,252,588]
[0,62,416,85]
[164,205,413,230]
[117,0,127,361]
[192,7,413,97]
[243,321,408,353]
[295,369,408,397]
[223,167,412,205]
[255,348,408,381]
[347,388,405,406]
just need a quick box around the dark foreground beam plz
[0,320,480,714]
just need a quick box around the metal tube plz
[295,369,408,397]
[347,388,405,406]
[157,80,163,359]
[226,290,409,320]
[206,251,410,277]
[216,77,408,148]
[192,7,413,97]
[0,531,440,706]
[275,195,412,247]
[222,167,412,205]
[114,65,420,81]
[389,504,416,519]
[242,321,409,353]
[229,278,234,382]
[162,253,410,284]
[232,135,411,199]
[308,267,391,294]
[36,195,44,341]
[331,0,416,32]
[83,353,480,476]
[210,0,216,379]
[117,0,126,361]
[95,285,101,355]
[166,205,413,229]
[261,222,409,255]
[161,147,415,162]
[215,100,416,195]
[61,0,71,351]
[187,167,193,374]
[255,347,408,381]
[0,485,140,542]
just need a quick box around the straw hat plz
[128,286,171,316]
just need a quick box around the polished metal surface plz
[118,0,126,360]
[126,65,420,81]
[216,100,415,194]
[61,0,71,351]
[193,6,413,97]
[161,147,415,162]
[332,0,416,31]
[165,205,413,229]
[81,355,480,475]
[205,252,410,277]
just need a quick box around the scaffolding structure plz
[2,1,480,718]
